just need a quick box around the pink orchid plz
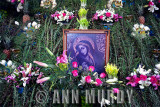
[85,76,91,83]
[148,1,154,7]
[33,61,48,67]
[88,66,95,72]
[106,12,111,17]
[99,15,104,20]
[95,78,102,86]
[113,88,119,93]
[113,14,123,22]
[100,73,106,78]
[72,62,78,68]
[72,70,78,77]
[21,0,24,4]
[140,75,147,81]
[56,50,68,64]
[126,75,140,87]
[22,71,26,77]
[36,77,50,84]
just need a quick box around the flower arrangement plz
[108,0,123,8]
[92,9,122,23]
[40,0,57,9]
[5,63,50,87]
[131,23,150,39]
[23,21,41,37]
[126,64,160,90]
[146,0,159,13]
[51,10,74,25]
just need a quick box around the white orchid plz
[134,24,139,29]
[139,78,151,89]
[148,5,159,13]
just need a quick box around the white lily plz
[139,78,151,89]
[140,24,144,29]
[21,77,29,87]
[148,5,159,13]
[78,76,86,86]
[101,98,110,107]
[137,65,151,75]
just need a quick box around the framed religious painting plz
[63,29,110,73]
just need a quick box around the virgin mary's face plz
[78,45,88,56]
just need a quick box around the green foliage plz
[0,0,160,106]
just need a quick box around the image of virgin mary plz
[75,40,95,70]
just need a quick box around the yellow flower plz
[105,63,119,78]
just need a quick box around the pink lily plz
[21,0,24,4]
[140,75,147,81]
[126,75,140,87]
[113,14,123,22]
[33,61,48,67]
[11,0,16,3]
[37,72,43,79]
[56,50,68,64]
[92,13,98,20]
[100,73,106,78]
[36,77,50,84]
[148,1,154,7]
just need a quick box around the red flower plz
[148,1,154,7]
